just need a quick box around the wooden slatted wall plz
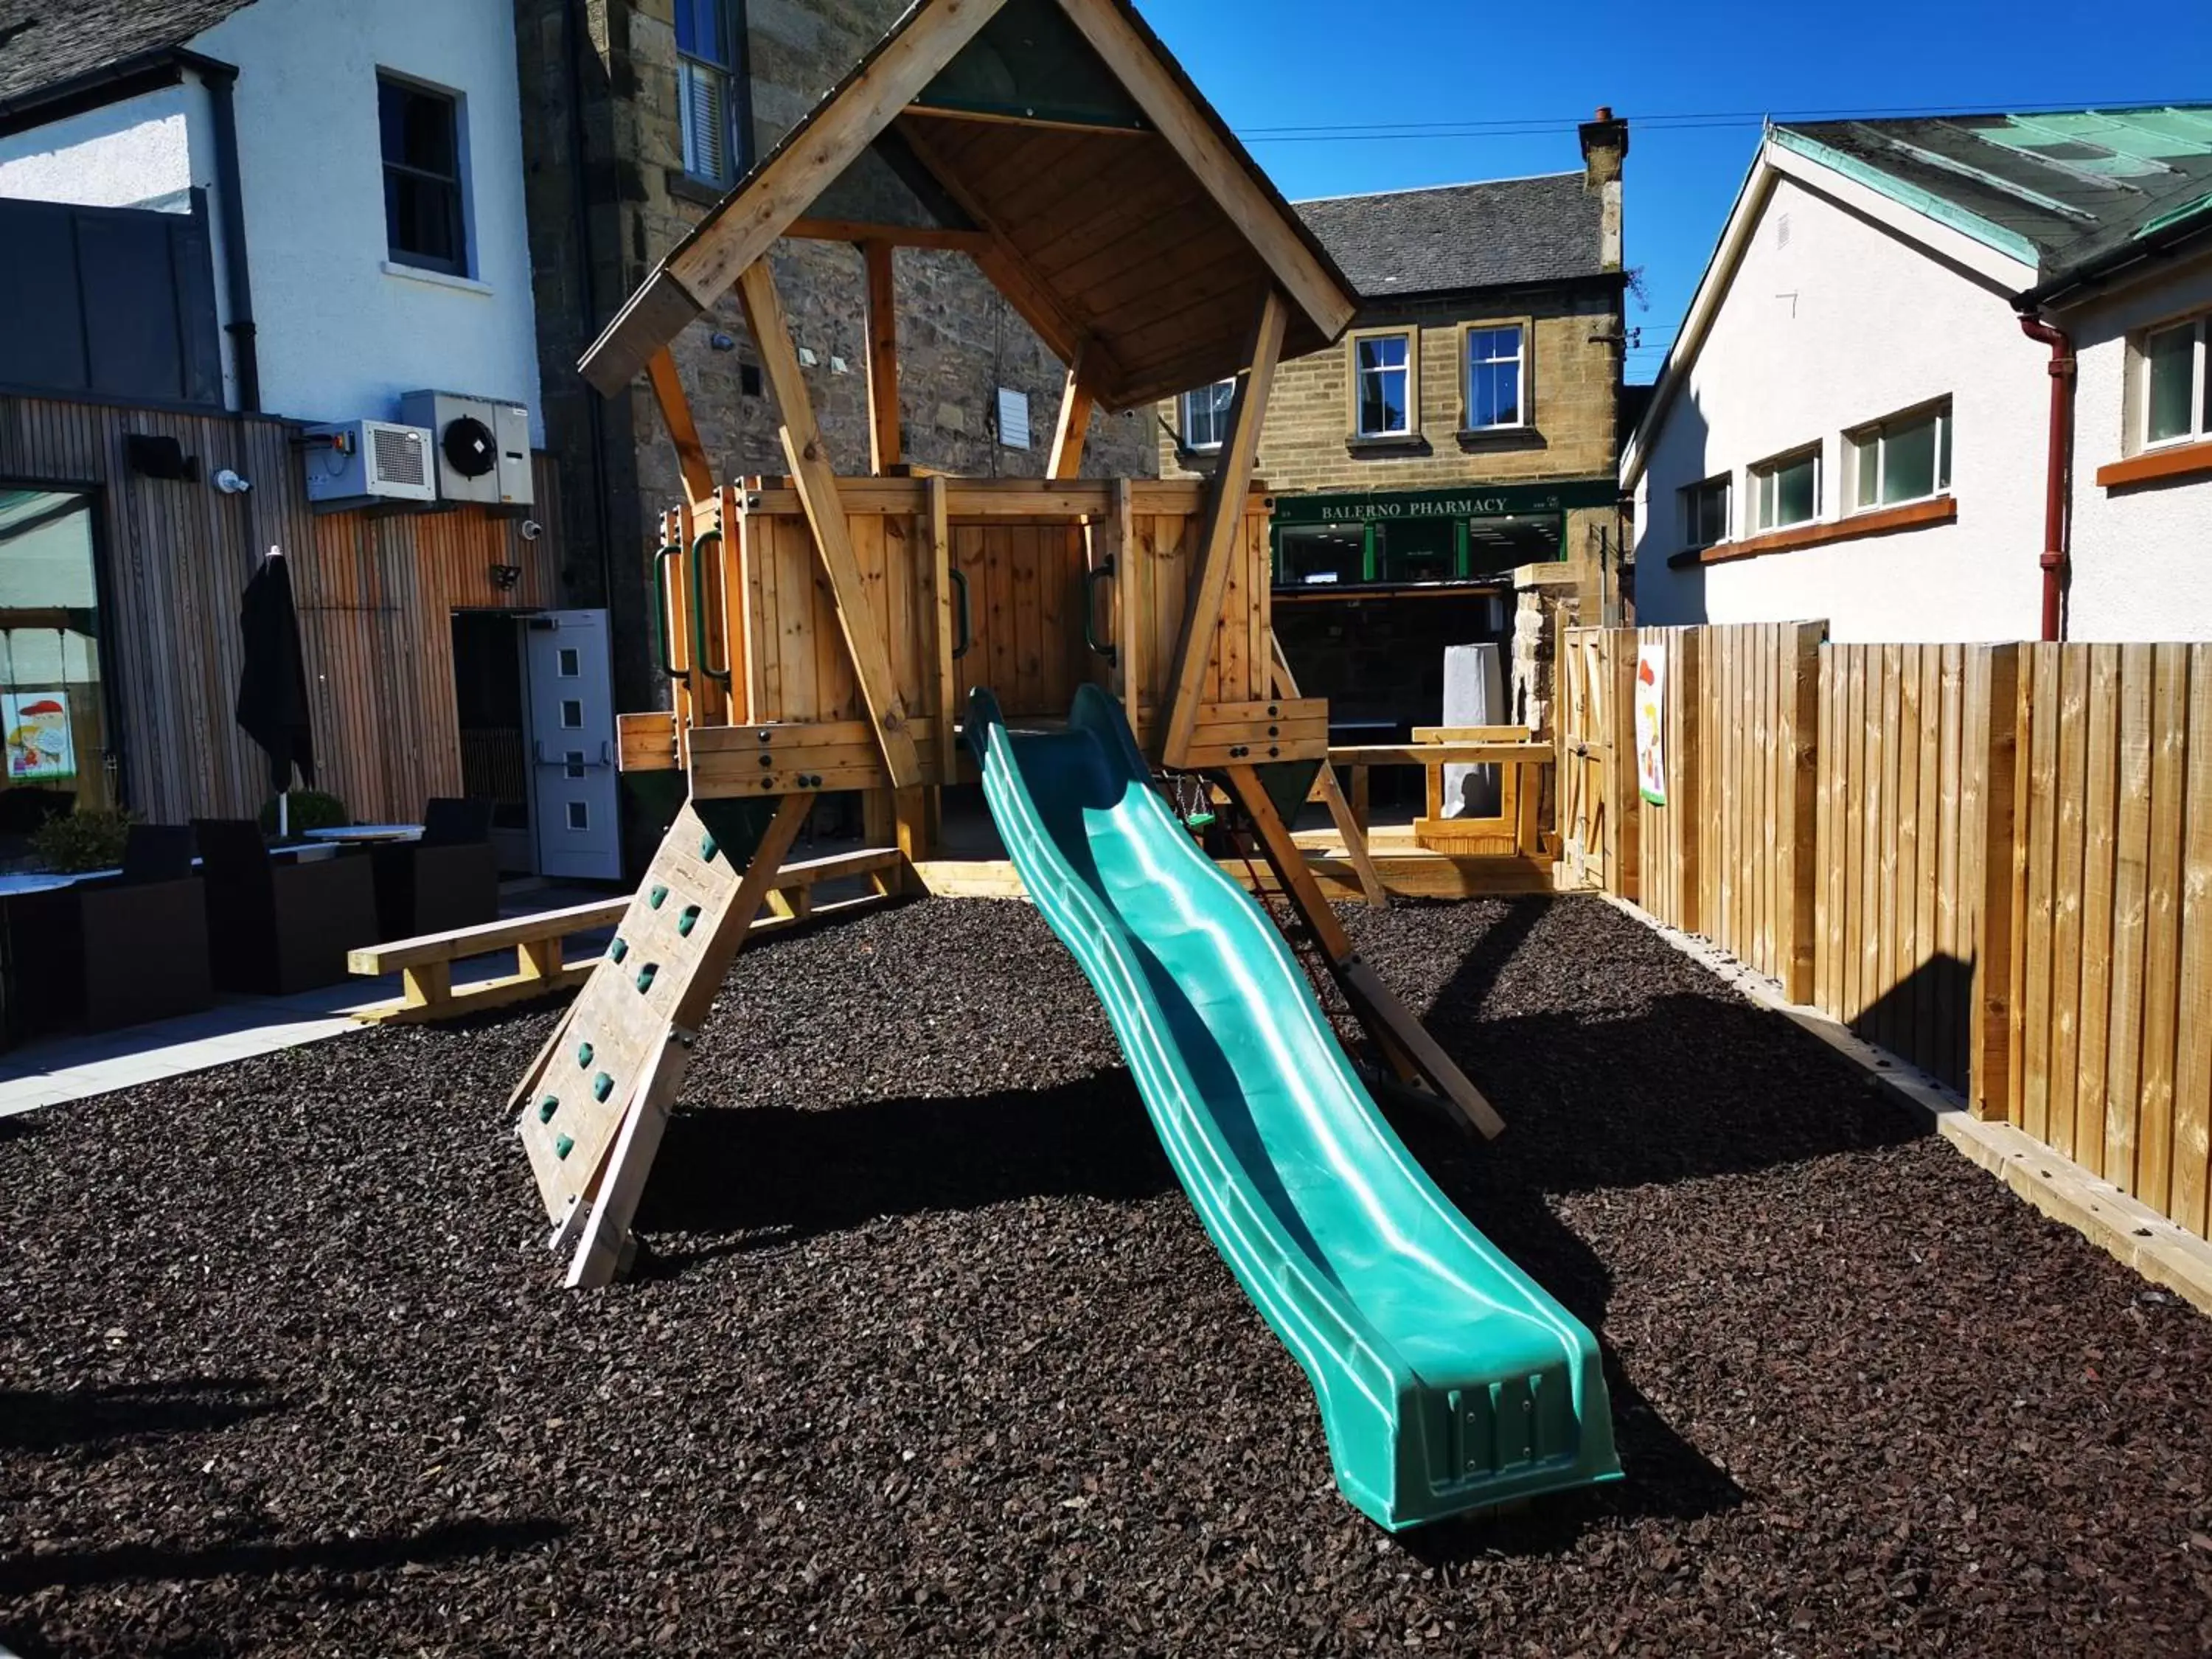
[731,487,1271,737]
[2008,642,2212,1237]
[0,393,563,827]
[1562,622,2212,1241]
[1810,644,2008,1095]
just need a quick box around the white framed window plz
[378,74,468,276]
[1681,474,1731,549]
[2142,316,2211,449]
[1462,323,1526,430]
[675,0,740,187]
[1349,328,1416,438]
[1750,445,1821,532]
[1848,400,1952,511]
[995,386,1030,450]
[560,698,583,728]
[1180,380,1235,451]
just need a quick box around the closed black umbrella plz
[235,547,316,824]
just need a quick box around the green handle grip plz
[1083,556,1118,667]
[949,566,973,661]
[651,542,684,681]
[689,529,731,689]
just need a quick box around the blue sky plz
[1140,0,2212,382]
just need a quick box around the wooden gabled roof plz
[579,0,1357,414]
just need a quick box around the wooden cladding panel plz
[0,394,560,827]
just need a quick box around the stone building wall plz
[1158,282,1624,497]
[516,0,1155,708]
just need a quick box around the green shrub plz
[259,790,349,836]
[31,807,136,873]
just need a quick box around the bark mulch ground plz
[4,894,2211,1657]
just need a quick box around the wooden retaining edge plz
[1593,889,2212,1319]
[911,852,1559,904]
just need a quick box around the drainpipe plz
[201,63,260,413]
[2016,311,2073,641]
[564,0,617,616]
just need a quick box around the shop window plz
[378,74,468,276]
[1376,518,1456,585]
[675,0,741,187]
[1681,474,1731,549]
[1750,445,1821,532]
[1349,329,1415,438]
[1464,513,1564,578]
[1276,524,1366,587]
[1462,323,1526,429]
[2141,316,2210,448]
[1848,400,1951,511]
[1180,380,1235,451]
[0,488,111,824]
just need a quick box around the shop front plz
[1271,479,1619,591]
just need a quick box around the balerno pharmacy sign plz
[1273,479,1618,526]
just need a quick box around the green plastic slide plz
[968,685,1620,1530]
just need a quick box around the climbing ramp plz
[969,684,1621,1528]
[512,793,810,1287]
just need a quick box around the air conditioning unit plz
[399,389,534,507]
[299,420,435,507]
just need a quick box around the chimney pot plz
[1594,105,1612,121]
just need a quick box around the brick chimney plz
[1579,106,1629,272]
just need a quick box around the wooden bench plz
[347,847,908,1023]
[1326,726,1554,860]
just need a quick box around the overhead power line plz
[1234,95,2205,144]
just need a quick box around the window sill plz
[1666,494,1956,568]
[1455,424,1544,451]
[2096,437,2212,490]
[380,260,493,296]
[665,170,731,209]
[1344,433,1428,456]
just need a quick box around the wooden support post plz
[1270,630,1385,910]
[645,347,716,508]
[1161,291,1287,768]
[1971,644,2023,1121]
[1048,341,1094,481]
[1221,764,1504,1139]
[1110,479,1144,734]
[737,259,924,788]
[400,960,451,1015]
[863,239,901,472]
[927,475,957,826]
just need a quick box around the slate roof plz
[0,0,254,105]
[1777,107,2212,291]
[1293,173,1608,301]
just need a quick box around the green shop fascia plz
[1270,479,1618,590]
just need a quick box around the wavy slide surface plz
[968,685,1619,1529]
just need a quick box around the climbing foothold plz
[636,963,658,994]
[678,904,700,936]
[648,884,668,908]
[592,1071,614,1102]
[576,1040,594,1068]
[554,1133,575,1160]
[538,1095,559,1124]
[699,832,719,862]
[610,936,629,963]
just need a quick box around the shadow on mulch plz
[0,1378,284,1455]
[638,1072,1170,1264]
[0,1514,567,1601]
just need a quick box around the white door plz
[523,608,622,880]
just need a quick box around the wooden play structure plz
[507,0,1517,1285]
